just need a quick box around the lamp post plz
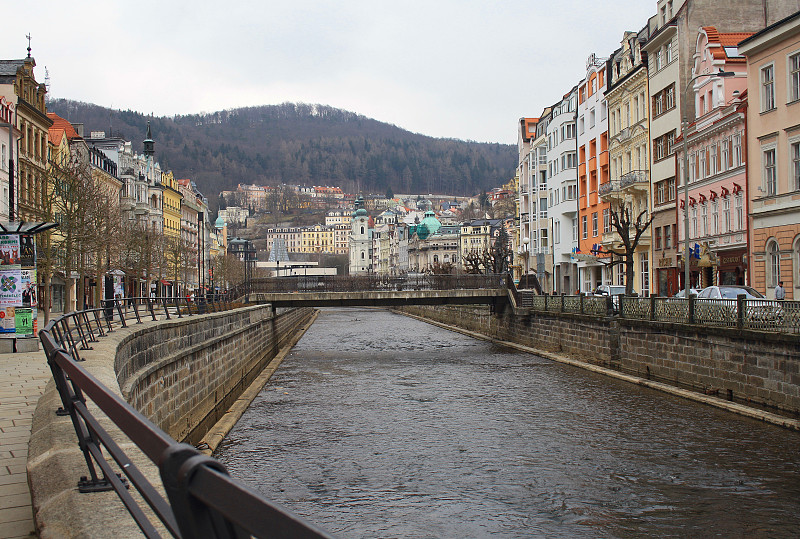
[681,69,735,298]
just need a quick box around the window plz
[554,220,561,244]
[602,208,610,233]
[582,215,588,239]
[572,218,578,242]
[762,64,775,111]
[790,52,800,103]
[592,212,598,236]
[712,201,719,235]
[733,134,742,166]
[702,204,708,237]
[721,139,730,171]
[768,240,781,287]
[657,182,665,204]
[589,108,596,128]
[668,178,676,201]
[664,224,672,249]
[691,206,697,237]
[723,197,731,233]
[640,252,649,297]
[764,148,777,196]
[655,227,662,250]
[792,141,800,191]
[735,194,743,230]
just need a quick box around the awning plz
[160,280,172,285]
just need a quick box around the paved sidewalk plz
[0,347,50,539]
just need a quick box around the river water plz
[214,308,800,538]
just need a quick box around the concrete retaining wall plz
[398,305,800,418]
[27,305,313,537]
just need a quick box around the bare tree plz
[608,199,654,295]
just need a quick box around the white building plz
[349,197,371,275]
[546,86,580,294]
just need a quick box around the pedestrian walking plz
[775,281,786,300]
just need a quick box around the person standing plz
[775,281,786,300]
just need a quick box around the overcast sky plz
[7,0,655,144]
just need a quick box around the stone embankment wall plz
[115,306,314,444]
[28,305,314,538]
[398,305,800,418]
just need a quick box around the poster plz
[0,235,21,266]
[0,306,15,334]
[22,269,36,307]
[0,268,22,306]
[15,307,33,336]
[20,235,35,266]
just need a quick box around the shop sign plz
[658,256,674,268]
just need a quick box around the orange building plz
[576,55,611,293]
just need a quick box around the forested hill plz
[46,99,517,198]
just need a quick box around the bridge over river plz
[244,274,511,309]
[214,307,800,538]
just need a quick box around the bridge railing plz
[520,292,800,334]
[248,273,507,294]
[38,304,334,538]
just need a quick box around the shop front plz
[716,248,747,286]
[655,253,678,297]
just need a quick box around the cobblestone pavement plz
[0,348,50,539]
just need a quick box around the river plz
[214,308,800,538]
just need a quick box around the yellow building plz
[1,55,52,222]
[161,171,182,239]
[301,224,335,254]
[601,30,652,295]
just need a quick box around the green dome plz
[214,216,226,228]
[420,211,441,235]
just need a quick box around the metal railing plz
[519,292,800,334]
[39,301,334,538]
[246,273,506,294]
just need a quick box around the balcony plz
[134,201,149,215]
[598,181,619,197]
[620,170,649,192]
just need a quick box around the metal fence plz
[247,273,506,294]
[519,292,800,334]
[39,301,334,538]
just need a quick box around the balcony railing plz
[620,170,649,189]
[598,181,619,196]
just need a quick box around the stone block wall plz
[115,305,313,444]
[399,305,800,417]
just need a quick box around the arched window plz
[793,236,800,292]
[361,252,365,259]
[767,239,781,288]
[360,226,364,235]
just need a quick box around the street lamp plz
[681,69,736,298]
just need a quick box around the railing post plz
[606,295,614,316]
[737,293,745,329]
[689,294,696,324]
[580,292,584,314]
[650,295,657,321]
[561,292,565,312]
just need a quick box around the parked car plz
[593,285,629,296]
[673,288,702,298]
[697,285,783,325]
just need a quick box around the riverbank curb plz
[396,309,800,432]
[198,310,320,456]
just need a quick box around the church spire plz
[143,121,155,157]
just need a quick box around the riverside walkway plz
[0,347,49,539]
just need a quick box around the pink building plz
[675,27,752,288]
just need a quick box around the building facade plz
[740,11,800,298]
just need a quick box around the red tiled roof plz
[46,113,81,145]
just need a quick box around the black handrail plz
[39,302,333,538]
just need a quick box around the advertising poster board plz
[0,235,21,266]
[15,307,33,336]
[21,268,36,307]
[0,268,22,307]
[20,235,35,266]
[0,306,15,334]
